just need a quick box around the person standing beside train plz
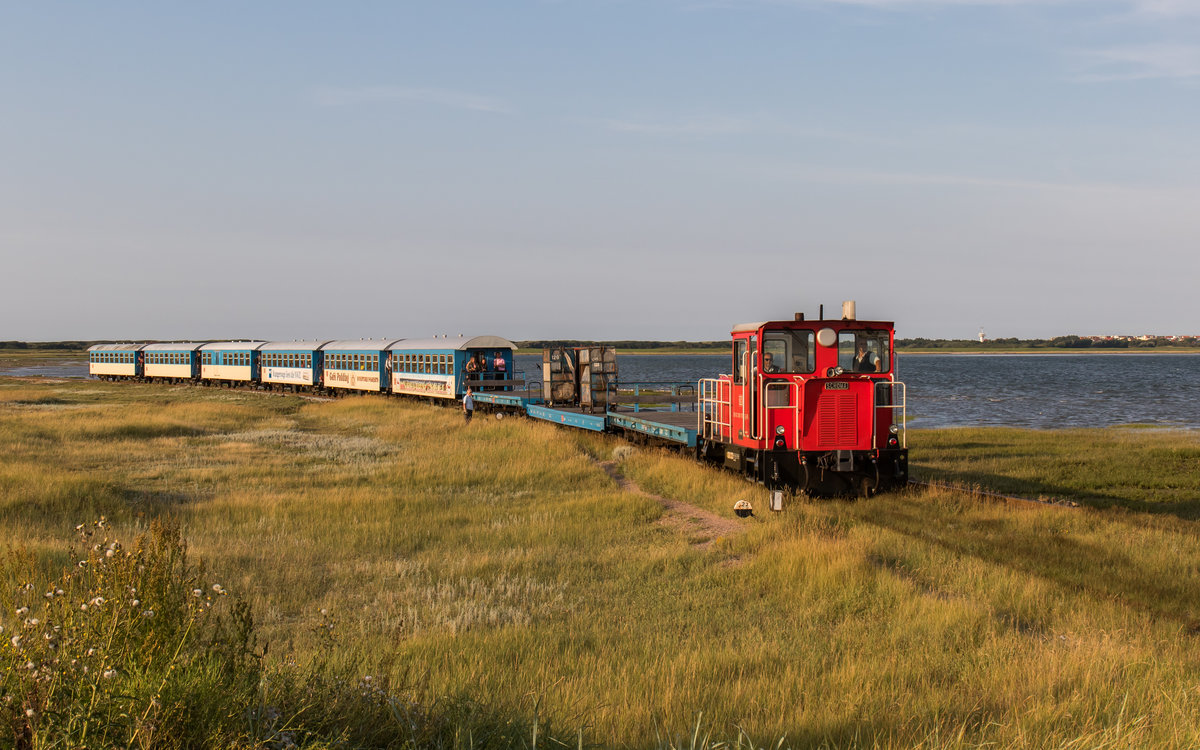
[463,387,475,424]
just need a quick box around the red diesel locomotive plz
[697,303,907,496]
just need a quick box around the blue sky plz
[3,1,1197,341]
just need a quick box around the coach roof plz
[198,341,268,352]
[87,343,146,352]
[387,336,516,351]
[258,340,333,351]
[322,339,405,351]
[140,342,206,351]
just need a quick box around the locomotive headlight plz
[776,425,786,435]
[889,424,900,435]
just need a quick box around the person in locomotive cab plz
[763,352,780,374]
[853,340,880,372]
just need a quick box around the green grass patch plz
[909,426,1200,517]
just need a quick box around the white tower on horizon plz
[978,327,986,343]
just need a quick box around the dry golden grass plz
[2,375,1199,748]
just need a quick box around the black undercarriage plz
[697,439,908,498]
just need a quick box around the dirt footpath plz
[597,460,745,547]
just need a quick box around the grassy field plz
[2,376,1199,748]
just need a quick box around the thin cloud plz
[693,0,1200,13]
[771,163,1166,196]
[312,86,512,113]
[1069,43,1200,81]
[1125,0,1200,18]
[602,113,767,136]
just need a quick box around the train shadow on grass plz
[911,467,1200,521]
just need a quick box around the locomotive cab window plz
[763,330,815,375]
[839,331,890,373]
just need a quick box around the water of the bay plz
[512,353,1200,430]
[6,353,1198,430]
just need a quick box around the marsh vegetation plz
[2,376,1199,748]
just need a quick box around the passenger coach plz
[260,341,329,391]
[199,342,266,386]
[142,343,202,382]
[88,343,144,380]
[322,340,401,393]
[387,336,516,399]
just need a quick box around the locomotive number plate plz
[824,382,849,390]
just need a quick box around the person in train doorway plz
[853,340,880,372]
[492,351,506,379]
[463,387,475,424]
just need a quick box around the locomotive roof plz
[198,341,268,351]
[87,343,146,352]
[321,339,406,351]
[258,340,334,351]
[387,336,516,352]
[732,320,894,333]
[140,342,206,351]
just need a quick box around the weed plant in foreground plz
[3,376,1200,748]
[1,519,258,747]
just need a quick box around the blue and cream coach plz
[88,343,145,380]
[259,341,329,389]
[321,340,401,393]
[387,336,516,399]
[142,343,202,381]
[199,341,266,384]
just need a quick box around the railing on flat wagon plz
[601,381,697,414]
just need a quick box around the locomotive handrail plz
[875,380,907,449]
[697,378,731,440]
[763,379,800,446]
